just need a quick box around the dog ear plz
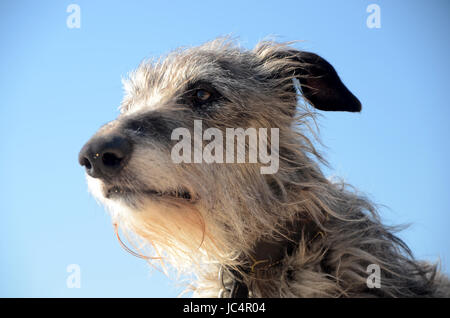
[258,46,362,112]
[293,51,361,112]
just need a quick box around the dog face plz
[78,39,360,265]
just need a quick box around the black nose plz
[78,135,132,179]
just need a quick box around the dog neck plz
[221,219,318,298]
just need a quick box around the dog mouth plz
[104,185,194,202]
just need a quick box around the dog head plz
[78,38,361,270]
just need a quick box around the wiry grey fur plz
[81,38,450,297]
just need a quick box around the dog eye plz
[182,82,223,109]
[196,89,211,101]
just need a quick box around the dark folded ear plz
[294,51,361,112]
[258,46,361,112]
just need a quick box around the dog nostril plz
[102,152,123,167]
[82,157,92,170]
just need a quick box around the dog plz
[78,38,449,297]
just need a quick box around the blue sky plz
[0,0,449,297]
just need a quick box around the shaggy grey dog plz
[79,38,449,297]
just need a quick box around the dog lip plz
[105,186,132,198]
[105,186,193,201]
